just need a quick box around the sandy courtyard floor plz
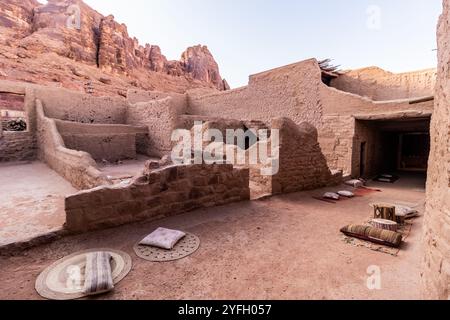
[0,161,77,247]
[0,174,426,300]
[97,155,156,184]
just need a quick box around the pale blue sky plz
[82,0,442,88]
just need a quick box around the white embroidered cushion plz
[395,205,418,216]
[83,252,114,296]
[323,192,340,200]
[338,190,355,198]
[345,179,364,188]
[140,228,186,250]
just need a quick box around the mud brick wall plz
[187,59,324,128]
[35,86,128,124]
[351,120,383,178]
[126,97,183,157]
[422,0,450,300]
[127,89,187,113]
[0,92,25,111]
[270,118,336,194]
[318,114,355,176]
[331,67,436,101]
[65,164,250,232]
[55,120,149,156]
[61,133,137,162]
[0,131,36,162]
[0,81,37,162]
[36,100,111,190]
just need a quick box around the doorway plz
[398,133,430,172]
[354,117,431,178]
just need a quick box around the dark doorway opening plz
[354,117,431,178]
[398,133,430,172]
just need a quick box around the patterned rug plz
[342,219,414,257]
[134,233,200,262]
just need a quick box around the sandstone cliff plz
[0,0,39,37]
[0,0,229,96]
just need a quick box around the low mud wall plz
[35,86,128,124]
[65,164,250,232]
[36,99,111,190]
[126,97,184,157]
[271,118,339,194]
[56,120,149,160]
[0,131,36,162]
[61,133,137,162]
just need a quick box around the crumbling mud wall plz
[127,89,187,112]
[196,117,340,197]
[36,99,111,190]
[126,97,185,157]
[422,0,450,300]
[55,120,148,135]
[0,131,36,162]
[187,59,324,127]
[331,67,436,101]
[318,114,355,175]
[0,80,37,162]
[65,164,250,232]
[55,119,149,157]
[35,86,128,124]
[270,118,338,194]
[61,133,137,162]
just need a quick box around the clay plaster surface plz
[0,161,76,247]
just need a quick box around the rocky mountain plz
[0,0,229,96]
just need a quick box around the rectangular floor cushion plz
[340,224,403,248]
[83,252,115,296]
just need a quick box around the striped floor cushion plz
[83,252,114,296]
[340,224,403,248]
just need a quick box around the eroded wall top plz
[330,67,437,101]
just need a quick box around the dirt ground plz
[97,155,155,184]
[0,158,156,246]
[0,174,426,300]
[0,161,77,247]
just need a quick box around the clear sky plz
[81,0,442,88]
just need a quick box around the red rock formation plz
[0,0,229,95]
[98,15,133,72]
[181,45,228,90]
[20,0,102,64]
[148,45,168,73]
[0,0,38,36]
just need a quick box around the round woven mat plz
[35,249,132,301]
[134,233,200,262]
